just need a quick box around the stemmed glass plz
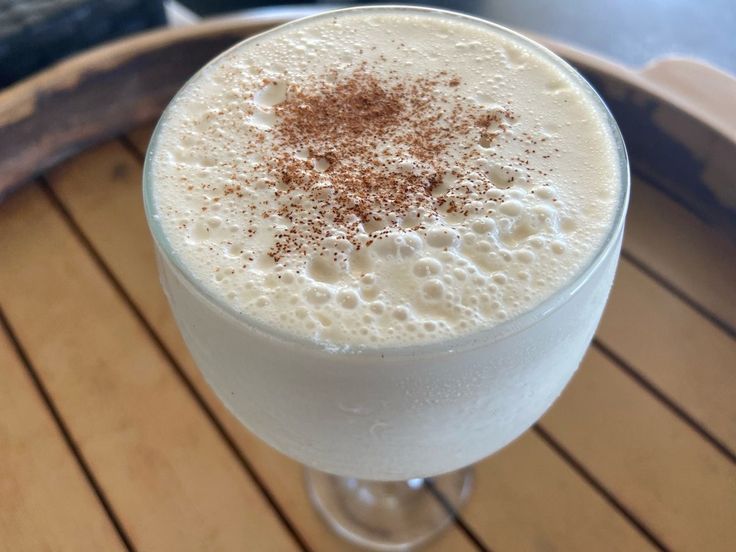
[144,6,629,550]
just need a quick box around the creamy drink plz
[145,7,627,483]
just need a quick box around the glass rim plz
[143,4,630,357]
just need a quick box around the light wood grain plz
[542,347,736,552]
[50,119,658,551]
[624,178,736,330]
[640,58,736,142]
[466,432,654,551]
[0,330,126,552]
[599,258,736,452]
[0,185,300,552]
[48,136,476,552]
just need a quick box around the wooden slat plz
[0,328,126,552]
[51,137,477,552]
[598,259,736,453]
[214,421,476,552]
[50,125,662,550]
[0,186,300,552]
[542,348,736,552]
[624,178,736,331]
[465,432,654,551]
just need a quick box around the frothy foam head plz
[149,9,621,347]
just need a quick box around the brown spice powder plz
[251,67,515,261]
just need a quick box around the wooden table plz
[0,12,735,549]
[0,120,734,551]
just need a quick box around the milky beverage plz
[146,8,626,479]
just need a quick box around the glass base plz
[305,467,473,551]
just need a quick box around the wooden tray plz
[1,17,734,552]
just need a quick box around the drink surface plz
[150,9,621,348]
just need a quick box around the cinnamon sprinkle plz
[247,67,517,261]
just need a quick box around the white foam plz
[151,11,620,348]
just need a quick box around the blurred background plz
[1,0,734,88]
[176,0,736,71]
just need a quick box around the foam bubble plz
[551,241,566,255]
[499,200,523,216]
[337,289,359,309]
[413,258,442,277]
[254,80,287,107]
[305,285,332,305]
[422,279,445,301]
[392,306,409,321]
[426,228,460,248]
[308,256,340,283]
